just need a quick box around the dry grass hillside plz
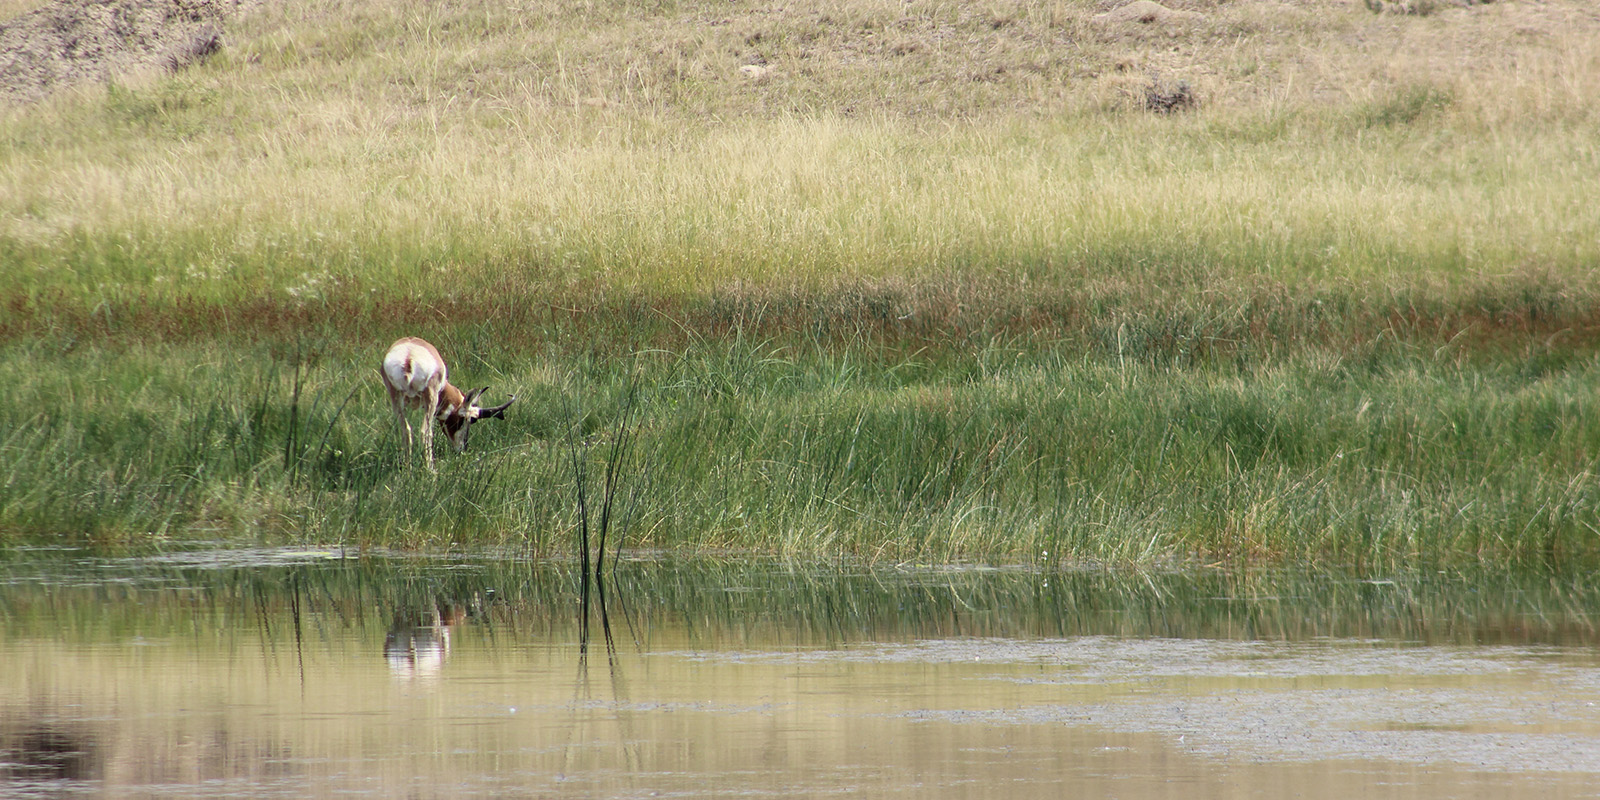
[0,0,254,105]
[1,0,1597,337]
[4,0,1596,119]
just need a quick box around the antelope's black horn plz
[480,394,516,419]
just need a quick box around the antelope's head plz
[439,387,516,452]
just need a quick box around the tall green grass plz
[3,331,1595,568]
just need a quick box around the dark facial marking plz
[441,410,475,451]
[442,414,466,437]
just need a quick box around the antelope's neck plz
[437,383,466,414]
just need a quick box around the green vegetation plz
[3,329,1596,566]
[1,0,1597,567]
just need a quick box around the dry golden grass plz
[203,0,1600,121]
[0,0,46,22]
[0,0,1597,311]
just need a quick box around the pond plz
[2,548,1598,798]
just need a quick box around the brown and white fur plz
[379,337,515,468]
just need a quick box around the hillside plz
[1,0,1597,347]
[5,0,1596,118]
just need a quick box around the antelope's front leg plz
[422,388,440,470]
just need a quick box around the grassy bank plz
[2,0,1598,565]
[2,327,1596,567]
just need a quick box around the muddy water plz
[2,550,1599,798]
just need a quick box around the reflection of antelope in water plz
[384,603,468,680]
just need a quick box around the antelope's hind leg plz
[383,374,416,460]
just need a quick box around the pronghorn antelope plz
[379,337,514,468]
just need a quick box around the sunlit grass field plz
[2,0,1598,566]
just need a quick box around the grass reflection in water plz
[2,551,1599,798]
[2,551,1597,647]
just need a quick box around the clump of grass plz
[1364,0,1495,17]
[1355,83,1453,128]
[1142,74,1196,114]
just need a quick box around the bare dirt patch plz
[0,0,255,105]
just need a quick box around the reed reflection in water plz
[1,551,1599,798]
